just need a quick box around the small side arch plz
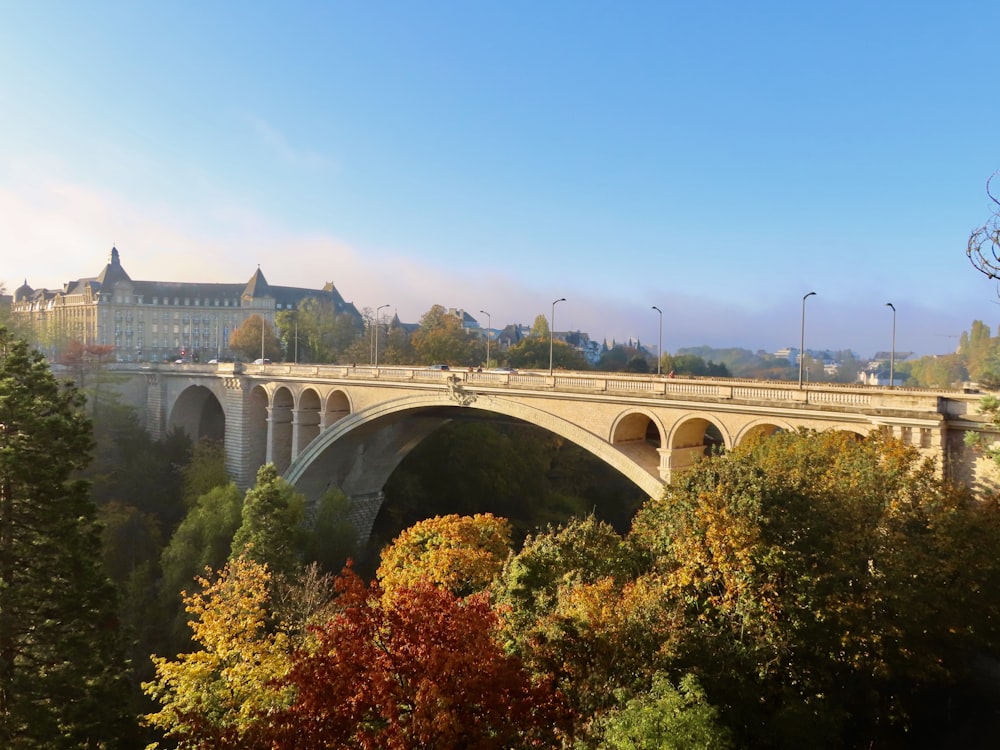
[610,409,666,477]
[734,418,795,448]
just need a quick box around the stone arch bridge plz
[110,362,998,537]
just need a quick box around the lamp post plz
[886,302,896,387]
[549,297,566,376]
[798,292,816,389]
[652,305,663,375]
[374,304,390,368]
[480,310,491,368]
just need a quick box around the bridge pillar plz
[292,408,321,462]
[658,445,707,483]
[346,491,387,543]
[221,377,257,489]
[145,373,165,438]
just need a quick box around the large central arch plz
[284,393,666,516]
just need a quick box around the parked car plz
[426,364,450,370]
[253,358,272,364]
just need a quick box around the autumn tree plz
[376,513,512,598]
[0,327,132,747]
[265,568,571,750]
[143,557,295,749]
[410,304,480,365]
[228,314,281,362]
[629,429,1000,748]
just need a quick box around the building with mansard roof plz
[10,246,361,362]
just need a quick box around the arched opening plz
[737,422,786,447]
[611,411,663,476]
[325,390,351,425]
[168,385,225,443]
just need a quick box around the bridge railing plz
[117,362,983,415]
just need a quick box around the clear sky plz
[2,1,999,358]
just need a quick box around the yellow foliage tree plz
[377,513,512,598]
[142,557,294,748]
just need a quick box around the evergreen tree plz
[0,327,131,748]
[230,464,306,577]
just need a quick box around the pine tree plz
[0,328,130,748]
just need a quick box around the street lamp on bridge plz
[652,305,663,375]
[480,310,491,368]
[798,291,816,389]
[549,297,565,376]
[374,304,390,368]
[886,302,896,387]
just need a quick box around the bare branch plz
[967,171,1000,280]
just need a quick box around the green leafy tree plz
[230,464,306,578]
[587,673,733,750]
[275,299,362,364]
[228,315,281,362]
[300,488,357,574]
[905,352,968,387]
[530,313,550,338]
[0,327,132,748]
[180,439,231,509]
[505,336,587,371]
[161,483,245,648]
[410,304,480,365]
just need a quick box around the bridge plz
[109,362,999,538]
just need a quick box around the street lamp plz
[549,297,566,376]
[652,305,663,375]
[798,292,816,389]
[480,310,491,368]
[374,304,390,368]
[886,302,896,387]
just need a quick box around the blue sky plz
[2,1,999,358]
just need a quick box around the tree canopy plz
[0,327,131,747]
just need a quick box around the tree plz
[530,313,550,338]
[143,557,295,749]
[0,327,131,747]
[180,439,231,509]
[967,171,1000,282]
[265,568,571,750]
[275,299,363,364]
[300,488,358,575]
[230,464,306,578]
[588,673,733,750]
[228,315,281,362]
[410,304,480,365]
[505,335,587,370]
[160,483,244,649]
[376,513,512,598]
[629,429,1000,748]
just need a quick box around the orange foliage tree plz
[264,567,571,749]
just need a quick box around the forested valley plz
[5,322,1000,748]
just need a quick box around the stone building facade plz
[10,247,361,363]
